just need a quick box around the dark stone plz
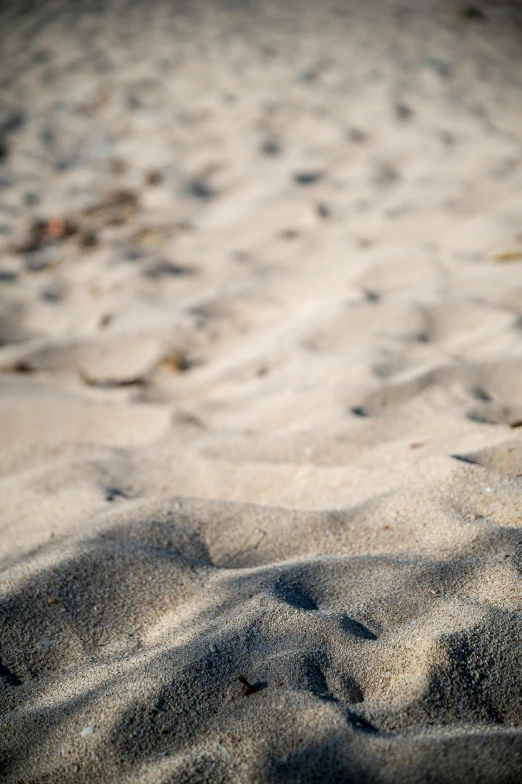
[293,171,323,186]
[186,177,214,200]
[260,138,281,156]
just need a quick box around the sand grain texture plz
[1,1,522,781]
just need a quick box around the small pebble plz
[38,638,51,648]
[395,102,413,121]
[260,138,281,156]
[293,171,323,186]
[81,725,95,736]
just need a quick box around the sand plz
[1,0,522,781]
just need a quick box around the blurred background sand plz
[2,1,522,781]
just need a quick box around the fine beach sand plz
[2,1,522,781]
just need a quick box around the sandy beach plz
[1,1,522,781]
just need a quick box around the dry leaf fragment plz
[81,189,139,226]
[490,250,522,263]
[0,361,35,374]
[161,349,191,373]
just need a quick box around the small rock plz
[0,109,25,137]
[0,269,17,283]
[81,725,95,736]
[145,168,163,186]
[280,228,299,240]
[316,203,330,219]
[293,171,323,186]
[99,313,113,329]
[40,280,65,303]
[348,128,368,143]
[38,638,51,648]
[395,103,413,121]
[143,259,196,279]
[186,177,214,200]
[260,138,281,156]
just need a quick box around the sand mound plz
[2,1,522,781]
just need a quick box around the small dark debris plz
[186,177,215,200]
[351,405,369,418]
[125,246,144,262]
[161,349,192,373]
[104,487,129,502]
[363,289,380,303]
[99,313,113,329]
[451,454,478,465]
[33,49,51,65]
[127,95,142,111]
[261,138,281,156]
[0,269,17,283]
[281,229,300,240]
[293,171,323,186]
[82,189,139,226]
[110,158,127,175]
[173,410,205,428]
[348,128,368,143]
[510,420,522,430]
[54,159,75,172]
[395,103,414,121]
[456,4,487,22]
[238,676,258,696]
[316,203,330,219]
[1,360,35,374]
[0,110,25,137]
[79,229,98,248]
[40,282,64,303]
[375,161,400,185]
[17,217,77,255]
[40,127,56,149]
[256,365,269,377]
[410,442,425,449]
[472,386,492,402]
[144,260,197,279]
[0,139,7,161]
[24,192,40,206]
[145,169,163,186]
[440,131,455,146]
[299,68,319,83]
